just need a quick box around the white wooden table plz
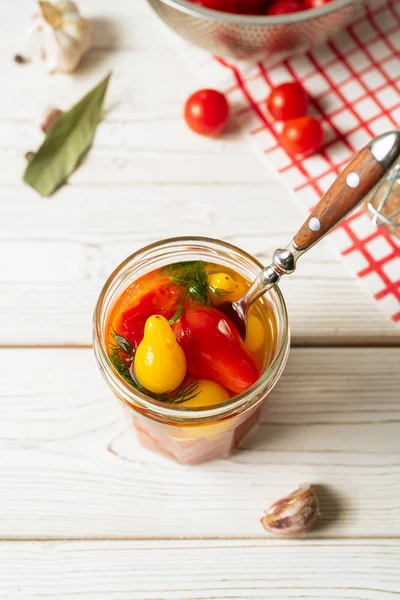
[1,1,399,598]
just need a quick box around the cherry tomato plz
[305,0,333,7]
[238,0,268,13]
[280,116,324,155]
[191,0,238,13]
[118,284,180,348]
[173,307,260,394]
[184,89,229,137]
[265,0,304,14]
[267,82,308,121]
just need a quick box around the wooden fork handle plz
[293,132,400,251]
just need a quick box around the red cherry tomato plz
[173,307,260,394]
[119,284,180,348]
[267,82,308,121]
[184,89,229,137]
[305,0,333,7]
[265,0,304,14]
[280,116,324,155]
[238,0,268,13]
[191,0,239,12]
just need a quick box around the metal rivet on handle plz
[346,172,360,188]
[309,217,321,232]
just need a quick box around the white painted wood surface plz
[2,540,400,600]
[3,182,398,345]
[0,0,399,598]
[1,347,399,540]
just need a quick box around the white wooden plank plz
[1,540,399,600]
[0,347,398,539]
[0,182,397,345]
[4,49,194,121]
[4,48,198,121]
[0,125,269,186]
[0,0,181,53]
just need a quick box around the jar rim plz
[93,236,290,424]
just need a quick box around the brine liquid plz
[106,261,278,379]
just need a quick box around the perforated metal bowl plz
[146,0,366,61]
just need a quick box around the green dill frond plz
[154,380,200,405]
[109,331,135,384]
[166,260,212,306]
[168,303,183,326]
[109,351,133,385]
[209,285,232,299]
[113,333,134,354]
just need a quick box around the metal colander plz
[146,0,366,61]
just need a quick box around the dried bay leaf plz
[23,72,111,197]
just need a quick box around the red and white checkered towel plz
[190,0,400,325]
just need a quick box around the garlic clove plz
[40,106,63,133]
[62,21,84,42]
[260,484,319,537]
[21,0,91,74]
[39,1,63,29]
[41,23,64,73]
[57,1,80,13]
[22,18,45,63]
[56,29,75,49]
[54,28,90,73]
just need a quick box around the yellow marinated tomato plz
[208,272,235,294]
[184,378,230,408]
[229,278,248,301]
[134,315,186,394]
[208,271,249,305]
[244,314,265,354]
[183,378,232,440]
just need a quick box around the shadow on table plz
[224,101,263,136]
[75,17,123,76]
[311,483,346,533]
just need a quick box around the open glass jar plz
[93,237,290,464]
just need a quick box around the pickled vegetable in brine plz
[106,261,277,407]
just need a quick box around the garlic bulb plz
[23,1,91,74]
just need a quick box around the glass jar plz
[364,163,400,238]
[93,237,290,464]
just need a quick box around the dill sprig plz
[167,261,210,305]
[150,380,200,406]
[109,331,135,385]
[209,285,232,299]
[166,260,230,306]
[109,330,199,405]
[168,303,183,326]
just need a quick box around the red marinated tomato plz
[280,116,324,155]
[173,307,260,394]
[118,284,180,349]
[265,0,304,14]
[184,89,229,137]
[191,0,238,12]
[238,0,268,13]
[305,0,334,7]
[267,82,308,121]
